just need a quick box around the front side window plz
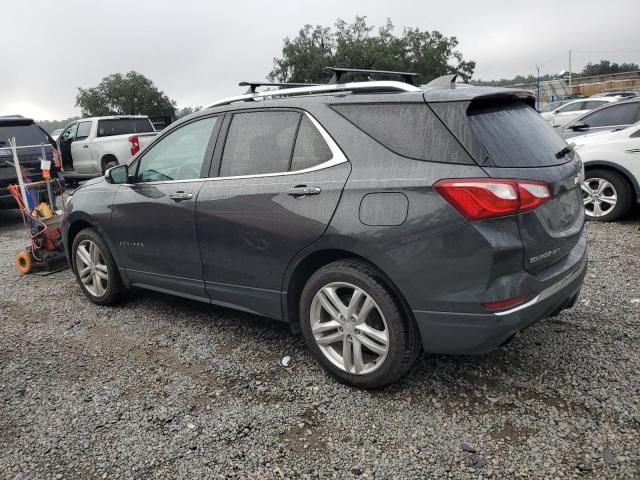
[558,101,585,113]
[76,121,92,141]
[220,111,300,176]
[60,124,78,143]
[136,116,218,182]
[581,103,640,127]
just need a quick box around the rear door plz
[465,101,585,274]
[196,109,350,319]
[110,115,221,300]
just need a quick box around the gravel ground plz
[1,208,639,479]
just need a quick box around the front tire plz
[71,228,124,305]
[299,259,421,389]
[582,169,632,221]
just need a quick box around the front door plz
[70,120,94,174]
[58,122,78,170]
[110,115,221,301]
[196,110,350,319]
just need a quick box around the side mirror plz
[106,164,129,184]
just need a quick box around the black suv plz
[64,70,587,388]
[0,116,63,209]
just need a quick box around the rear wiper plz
[555,145,573,159]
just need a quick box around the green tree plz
[582,60,639,76]
[269,16,475,85]
[175,106,202,120]
[76,71,176,118]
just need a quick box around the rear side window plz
[97,118,154,137]
[583,100,608,110]
[0,124,52,147]
[581,102,640,127]
[468,102,568,168]
[220,111,301,176]
[331,103,472,164]
[291,116,332,171]
[76,121,92,140]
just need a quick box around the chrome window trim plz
[125,111,347,186]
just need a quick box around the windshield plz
[468,102,570,168]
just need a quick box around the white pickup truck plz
[57,116,159,178]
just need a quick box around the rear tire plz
[299,259,421,389]
[102,157,119,175]
[582,169,632,222]
[71,228,124,305]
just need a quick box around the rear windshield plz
[0,124,53,147]
[97,118,154,138]
[468,102,569,167]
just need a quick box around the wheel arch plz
[282,247,414,334]
[100,154,119,174]
[584,160,639,203]
[65,213,126,285]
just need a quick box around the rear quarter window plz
[468,102,569,168]
[0,124,53,147]
[331,103,473,164]
[97,118,155,137]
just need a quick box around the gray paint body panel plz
[63,84,587,356]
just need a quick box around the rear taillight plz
[52,147,62,171]
[482,294,529,310]
[434,178,551,221]
[129,135,140,156]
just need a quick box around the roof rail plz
[204,80,421,109]
[323,67,418,85]
[239,81,320,94]
[423,74,460,89]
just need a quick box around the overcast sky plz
[3,0,638,120]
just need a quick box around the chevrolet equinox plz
[64,70,587,388]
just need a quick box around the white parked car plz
[57,116,158,179]
[573,122,640,221]
[541,97,617,129]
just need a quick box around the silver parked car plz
[562,98,640,139]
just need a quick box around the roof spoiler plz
[323,67,418,85]
[424,74,460,89]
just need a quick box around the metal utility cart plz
[6,138,68,274]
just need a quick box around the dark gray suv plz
[64,71,587,388]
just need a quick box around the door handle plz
[82,145,89,148]
[286,185,321,198]
[169,191,193,202]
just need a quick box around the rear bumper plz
[413,249,587,354]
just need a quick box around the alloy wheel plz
[310,282,389,375]
[75,239,109,297]
[581,177,617,218]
